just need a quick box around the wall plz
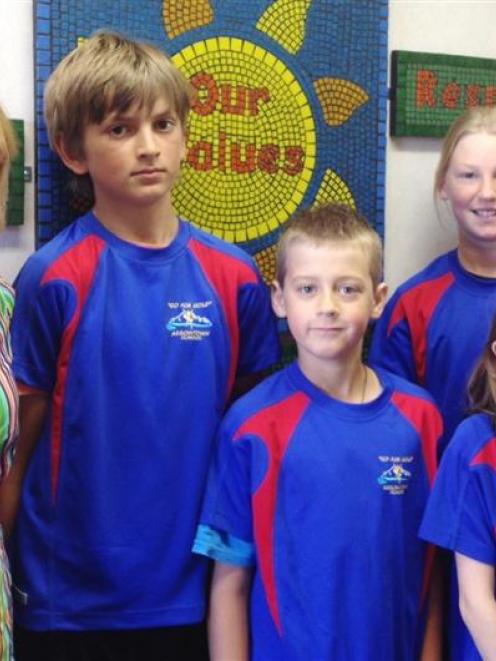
[0,0,35,285]
[0,1,495,289]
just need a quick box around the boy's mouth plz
[311,326,343,332]
[132,168,165,176]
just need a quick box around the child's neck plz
[458,241,496,278]
[93,199,179,248]
[298,356,381,404]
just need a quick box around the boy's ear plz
[271,281,287,319]
[180,133,187,163]
[181,124,188,160]
[54,135,89,176]
[371,282,388,320]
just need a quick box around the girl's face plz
[441,132,496,250]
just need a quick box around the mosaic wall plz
[391,50,496,137]
[35,0,388,284]
[6,120,25,227]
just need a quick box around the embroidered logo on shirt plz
[377,455,413,495]
[166,301,213,341]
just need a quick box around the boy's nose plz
[320,291,339,316]
[137,127,160,157]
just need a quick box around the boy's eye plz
[459,171,476,179]
[108,124,128,137]
[298,284,315,295]
[155,118,174,131]
[339,284,360,296]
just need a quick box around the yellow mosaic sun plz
[165,0,368,280]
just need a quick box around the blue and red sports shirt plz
[195,361,442,660]
[420,413,496,661]
[369,250,496,448]
[10,211,280,631]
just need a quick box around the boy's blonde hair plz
[44,31,192,202]
[0,105,18,231]
[276,203,383,286]
[435,105,496,195]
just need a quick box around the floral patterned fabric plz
[0,277,17,660]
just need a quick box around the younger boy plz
[3,32,279,660]
[193,204,442,660]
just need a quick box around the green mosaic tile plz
[7,119,25,226]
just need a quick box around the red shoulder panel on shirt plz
[41,235,106,502]
[471,438,496,472]
[188,238,258,398]
[387,272,455,384]
[234,391,310,634]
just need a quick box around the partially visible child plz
[0,104,19,661]
[370,106,496,450]
[193,204,443,660]
[2,32,280,661]
[369,106,496,660]
[421,315,496,661]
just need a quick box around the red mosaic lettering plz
[187,140,214,171]
[231,143,257,173]
[283,146,304,176]
[485,86,496,106]
[416,69,437,108]
[257,145,280,174]
[442,82,461,109]
[220,84,247,115]
[466,85,481,107]
[190,72,218,116]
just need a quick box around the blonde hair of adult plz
[275,203,383,287]
[0,105,17,231]
[434,105,496,196]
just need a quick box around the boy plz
[193,204,442,660]
[2,32,280,660]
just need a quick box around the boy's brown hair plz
[44,31,192,201]
[275,203,383,286]
[0,105,18,231]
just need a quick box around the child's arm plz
[420,555,443,661]
[209,561,251,661]
[0,391,49,538]
[456,552,496,661]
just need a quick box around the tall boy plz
[194,204,442,660]
[2,32,279,660]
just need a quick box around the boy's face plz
[58,94,186,216]
[272,238,387,379]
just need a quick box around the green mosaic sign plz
[391,50,496,137]
[7,119,24,226]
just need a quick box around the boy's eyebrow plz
[100,110,133,123]
[290,273,366,281]
[103,103,177,122]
